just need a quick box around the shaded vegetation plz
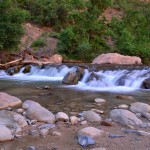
[0,0,150,63]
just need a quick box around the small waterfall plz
[0,65,76,81]
[0,65,149,91]
[76,68,150,91]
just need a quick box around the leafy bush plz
[0,0,29,50]
[110,0,150,60]
[31,38,46,48]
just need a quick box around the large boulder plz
[77,127,104,138]
[22,100,55,123]
[0,110,27,128]
[83,111,102,122]
[62,67,84,85]
[0,125,14,142]
[141,78,150,89]
[130,102,150,119]
[48,54,63,64]
[110,109,142,127]
[92,53,141,65]
[0,92,22,110]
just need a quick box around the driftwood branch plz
[0,58,23,70]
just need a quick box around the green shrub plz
[31,38,46,48]
[0,0,29,50]
[110,0,150,60]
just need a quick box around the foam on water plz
[0,65,150,92]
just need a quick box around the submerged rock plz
[62,67,84,85]
[78,127,104,138]
[83,111,102,122]
[23,65,31,73]
[141,78,150,89]
[22,100,55,123]
[0,92,22,110]
[110,109,142,127]
[78,135,96,147]
[130,102,150,119]
[0,125,14,142]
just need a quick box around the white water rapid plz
[0,65,150,92]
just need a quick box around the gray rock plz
[22,100,55,123]
[0,125,14,142]
[78,135,96,147]
[0,92,22,110]
[78,127,104,138]
[130,102,150,119]
[83,111,102,122]
[110,109,142,127]
[0,110,27,128]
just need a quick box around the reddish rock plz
[48,54,63,64]
[92,53,142,65]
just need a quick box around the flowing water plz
[0,64,150,115]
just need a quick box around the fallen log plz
[0,58,23,70]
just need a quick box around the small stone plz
[40,128,49,137]
[135,113,142,118]
[56,112,69,121]
[140,123,150,128]
[29,130,39,137]
[80,121,88,125]
[44,86,50,89]
[117,104,128,109]
[5,107,12,111]
[94,98,106,104]
[70,116,78,125]
[16,108,25,114]
[52,131,61,136]
[91,109,104,114]
[116,95,134,100]
[78,127,104,138]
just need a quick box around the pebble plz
[117,104,128,109]
[94,98,106,104]
[70,116,78,125]
[91,109,104,114]
[16,108,25,114]
[29,130,39,137]
[109,133,126,138]
[52,131,61,136]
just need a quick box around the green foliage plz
[110,0,150,60]
[58,0,111,61]
[31,38,46,48]
[0,0,29,50]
